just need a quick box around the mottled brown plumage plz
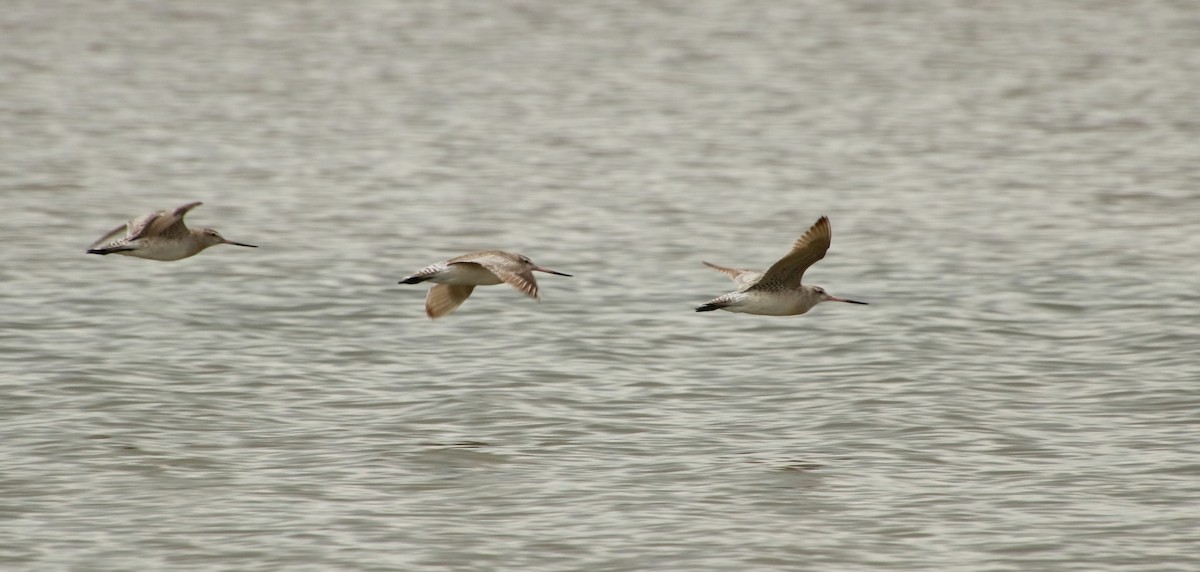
[87,202,257,261]
[697,216,867,315]
[398,250,571,319]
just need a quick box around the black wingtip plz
[398,276,427,284]
[86,249,109,255]
[695,303,720,312]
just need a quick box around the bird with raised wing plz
[696,216,867,315]
[86,202,257,261]
[398,250,572,319]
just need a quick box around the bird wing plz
[702,261,763,291]
[88,222,133,249]
[144,201,204,239]
[89,207,168,248]
[457,252,541,300]
[748,216,832,292]
[425,284,475,319]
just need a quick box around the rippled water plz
[2,1,1198,570]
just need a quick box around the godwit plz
[86,202,257,261]
[398,250,571,319]
[696,216,867,315]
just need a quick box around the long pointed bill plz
[533,266,571,277]
[224,240,259,248]
[828,295,868,305]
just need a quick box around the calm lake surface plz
[2,1,1198,570]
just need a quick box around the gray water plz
[2,1,1198,570]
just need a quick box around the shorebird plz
[696,216,867,315]
[86,201,257,261]
[398,250,571,319]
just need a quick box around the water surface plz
[1,1,1198,570]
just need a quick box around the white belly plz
[120,240,198,261]
[725,291,813,316]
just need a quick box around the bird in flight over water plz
[398,250,571,319]
[86,201,257,261]
[696,216,867,315]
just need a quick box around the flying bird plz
[86,201,257,261]
[696,216,867,315]
[398,250,571,319]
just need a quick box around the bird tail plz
[86,246,133,255]
[695,292,744,313]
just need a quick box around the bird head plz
[199,228,258,249]
[811,285,867,305]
